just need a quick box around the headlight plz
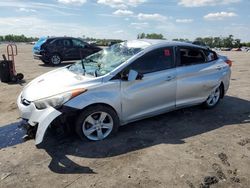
[34,88,87,110]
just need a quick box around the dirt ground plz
[0,44,249,188]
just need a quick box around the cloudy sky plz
[0,0,249,41]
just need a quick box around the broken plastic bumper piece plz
[17,94,62,145]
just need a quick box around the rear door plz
[61,38,73,61]
[176,46,222,107]
[121,47,177,122]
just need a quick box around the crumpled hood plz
[22,67,101,101]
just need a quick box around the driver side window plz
[72,39,86,48]
[127,47,174,74]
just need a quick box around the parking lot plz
[0,44,250,188]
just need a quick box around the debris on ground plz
[186,180,195,188]
[212,163,227,180]
[230,177,240,183]
[232,169,237,176]
[218,152,230,166]
[1,173,12,181]
[199,176,219,188]
[238,138,250,146]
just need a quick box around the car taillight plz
[226,59,232,67]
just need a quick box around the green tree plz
[213,37,222,48]
[203,37,213,47]
[233,39,241,48]
[0,34,38,42]
[193,35,243,48]
[223,35,234,48]
[137,33,146,39]
[137,33,164,39]
[146,33,164,39]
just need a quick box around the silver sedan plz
[17,39,231,144]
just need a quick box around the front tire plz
[75,105,119,141]
[203,85,221,108]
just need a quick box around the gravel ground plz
[0,44,250,188]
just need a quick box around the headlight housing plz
[34,88,87,110]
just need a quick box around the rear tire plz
[203,85,222,109]
[75,105,119,141]
[16,73,24,81]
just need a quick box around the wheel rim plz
[206,87,220,106]
[82,111,114,141]
[51,55,61,65]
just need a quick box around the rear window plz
[179,48,206,66]
[204,50,218,62]
[51,39,71,47]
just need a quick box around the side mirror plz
[128,70,143,81]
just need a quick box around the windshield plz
[68,42,143,77]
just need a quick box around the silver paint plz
[17,39,231,144]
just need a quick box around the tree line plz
[0,35,123,46]
[0,34,39,43]
[84,37,123,46]
[137,33,165,40]
[1,34,250,48]
[138,33,250,48]
[175,35,250,48]
[194,35,242,48]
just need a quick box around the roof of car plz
[46,36,82,40]
[136,39,207,49]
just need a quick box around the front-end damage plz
[17,94,62,145]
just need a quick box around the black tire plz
[50,53,61,65]
[75,105,119,141]
[16,73,24,80]
[203,85,222,109]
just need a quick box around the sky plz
[0,0,249,41]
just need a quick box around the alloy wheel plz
[206,87,220,107]
[82,111,114,141]
[51,54,61,65]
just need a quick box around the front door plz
[121,47,177,122]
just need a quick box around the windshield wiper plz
[94,69,98,77]
[81,59,86,75]
[79,49,86,75]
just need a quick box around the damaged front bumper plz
[17,94,62,145]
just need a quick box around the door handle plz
[165,76,176,81]
[216,66,222,70]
